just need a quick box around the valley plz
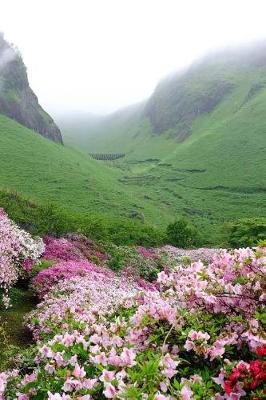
[59,44,266,241]
[0,6,266,399]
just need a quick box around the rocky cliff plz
[144,41,266,141]
[0,33,62,144]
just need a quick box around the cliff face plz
[144,41,266,141]
[0,33,62,144]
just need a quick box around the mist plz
[1,0,266,116]
[0,34,18,95]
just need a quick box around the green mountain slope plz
[0,114,175,225]
[60,42,266,234]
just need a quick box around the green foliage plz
[106,244,165,280]
[107,245,125,271]
[0,287,36,370]
[0,188,164,246]
[224,217,266,247]
[0,189,77,236]
[166,217,202,248]
[31,259,56,277]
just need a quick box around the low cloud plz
[0,35,18,95]
[0,47,16,70]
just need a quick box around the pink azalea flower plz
[154,394,169,400]
[83,378,97,389]
[180,385,193,400]
[72,363,86,379]
[100,370,116,382]
[103,383,118,398]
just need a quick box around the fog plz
[1,0,266,116]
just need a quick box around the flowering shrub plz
[0,208,44,307]
[64,234,108,264]
[26,269,142,341]
[157,245,219,265]
[218,353,266,397]
[32,261,112,299]
[107,244,165,281]
[2,246,265,398]
[136,246,158,260]
[42,236,86,262]
[42,234,108,265]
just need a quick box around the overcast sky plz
[1,0,266,115]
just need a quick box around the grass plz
[0,287,36,370]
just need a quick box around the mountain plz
[0,33,62,143]
[61,41,266,234]
[144,41,266,140]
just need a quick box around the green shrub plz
[106,245,125,271]
[106,244,165,281]
[223,217,266,248]
[0,189,76,236]
[166,217,202,248]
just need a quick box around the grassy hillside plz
[60,43,266,238]
[0,114,120,214]
[0,114,184,230]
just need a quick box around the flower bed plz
[0,209,44,307]
[2,246,265,398]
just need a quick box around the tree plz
[166,217,202,248]
[223,217,266,248]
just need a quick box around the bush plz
[224,217,266,248]
[0,209,44,308]
[32,260,112,299]
[166,217,202,248]
[106,244,165,280]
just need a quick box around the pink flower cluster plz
[0,209,44,307]
[0,370,19,399]
[136,246,158,259]
[64,233,108,263]
[42,236,87,262]
[158,245,219,264]
[27,265,143,340]
[42,234,108,264]
[32,260,112,299]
